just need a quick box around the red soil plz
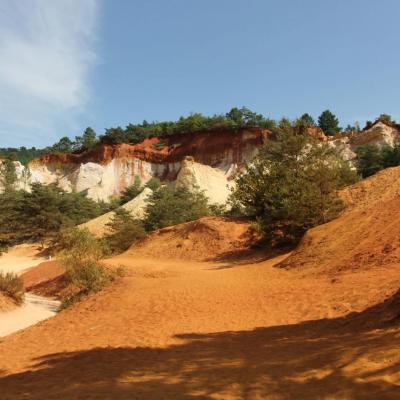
[127,217,257,262]
[282,196,400,274]
[30,127,270,167]
[21,261,65,298]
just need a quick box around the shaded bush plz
[356,143,400,178]
[0,271,25,305]
[105,208,146,253]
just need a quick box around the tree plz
[143,185,210,231]
[0,159,17,192]
[344,122,361,133]
[356,144,384,178]
[120,176,143,204]
[379,114,394,124]
[231,120,358,244]
[318,110,341,136]
[0,183,109,248]
[105,208,146,253]
[74,127,98,152]
[298,113,315,127]
[52,137,73,153]
[145,177,161,191]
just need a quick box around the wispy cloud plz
[0,0,98,146]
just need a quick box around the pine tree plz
[318,110,341,136]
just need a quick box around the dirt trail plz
[0,293,60,337]
[0,245,60,337]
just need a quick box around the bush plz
[105,208,146,253]
[143,185,210,231]
[231,119,358,245]
[56,228,113,307]
[356,143,400,178]
[65,261,111,295]
[0,271,25,304]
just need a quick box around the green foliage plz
[318,110,341,136]
[143,185,210,231]
[74,127,98,152]
[57,228,112,307]
[231,120,357,245]
[356,144,384,178]
[379,114,394,124]
[99,107,276,145]
[51,136,73,153]
[344,122,361,132]
[0,147,47,165]
[105,208,146,253]
[0,271,25,305]
[145,177,161,192]
[0,159,17,192]
[298,113,315,127]
[53,227,110,259]
[356,143,400,178]
[120,176,143,204]
[0,184,109,248]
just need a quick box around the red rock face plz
[30,128,270,168]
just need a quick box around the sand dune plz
[0,249,399,399]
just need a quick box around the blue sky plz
[1,0,400,147]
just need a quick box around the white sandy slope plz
[78,187,153,237]
[0,245,60,337]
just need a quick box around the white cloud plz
[0,0,98,146]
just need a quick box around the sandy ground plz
[0,244,47,275]
[0,293,60,337]
[0,253,399,399]
[0,245,60,337]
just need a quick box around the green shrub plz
[0,271,25,305]
[105,208,146,253]
[56,228,114,307]
[65,261,111,294]
[143,185,210,231]
[120,176,143,205]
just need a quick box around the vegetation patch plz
[55,228,118,308]
[0,271,25,305]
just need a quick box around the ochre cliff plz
[26,128,269,202]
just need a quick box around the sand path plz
[0,244,60,337]
[0,293,60,337]
[0,253,399,399]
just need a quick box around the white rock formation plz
[176,157,234,205]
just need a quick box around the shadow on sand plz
[1,291,400,400]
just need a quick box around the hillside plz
[340,165,400,212]
[280,197,400,273]
[126,216,255,261]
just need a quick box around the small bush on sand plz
[0,271,25,305]
[55,228,115,308]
